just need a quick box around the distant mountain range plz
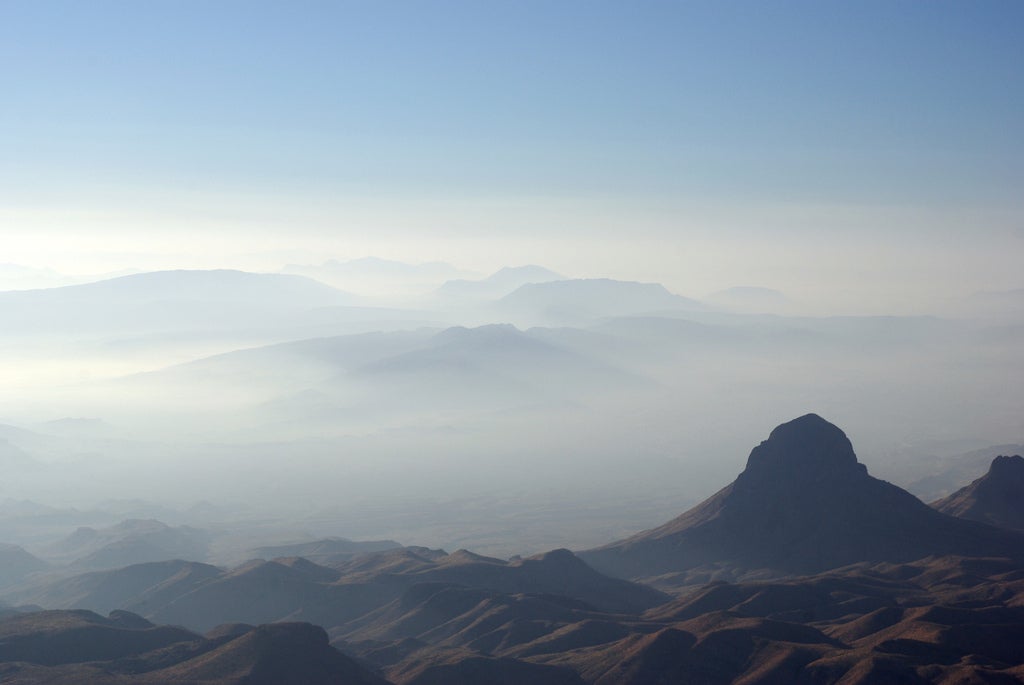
[42,518,210,570]
[496,278,707,326]
[0,610,389,684]
[436,265,565,300]
[0,269,447,347]
[250,538,402,566]
[8,547,666,634]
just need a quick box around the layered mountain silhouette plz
[581,414,1024,579]
[10,548,666,634]
[0,544,47,588]
[250,538,402,566]
[45,518,210,570]
[436,265,564,300]
[497,278,706,325]
[0,609,389,684]
[933,455,1024,531]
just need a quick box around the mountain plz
[0,610,390,684]
[497,279,706,326]
[436,265,564,300]
[46,518,210,569]
[904,443,1024,501]
[0,544,48,588]
[9,547,666,634]
[0,268,444,355]
[0,268,354,308]
[346,324,648,409]
[250,538,402,565]
[132,328,437,390]
[7,560,223,616]
[932,455,1024,531]
[580,414,1024,581]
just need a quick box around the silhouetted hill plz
[10,547,665,635]
[7,559,222,616]
[46,518,210,569]
[251,538,402,565]
[0,610,389,684]
[0,269,370,340]
[33,269,353,306]
[933,455,1024,531]
[497,278,706,325]
[0,609,197,665]
[155,622,391,685]
[0,544,47,588]
[437,265,564,300]
[580,414,1024,580]
[349,324,647,406]
[904,443,1024,501]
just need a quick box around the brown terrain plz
[1,414,1022,683]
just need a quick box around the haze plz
[0,1,1022,557]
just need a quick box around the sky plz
[2,1,1022,311]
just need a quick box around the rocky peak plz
[738,413,865,487]
[988,454,1024,477]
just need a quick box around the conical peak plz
[741,414,861,480]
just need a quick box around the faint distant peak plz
[431,323,528,346]
[485,265,564,285]
[435,264,564,299]
[500,278,707,312]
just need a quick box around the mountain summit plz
[933,455,1024,532]
[740,413,861,481]
[581,414,1024,579]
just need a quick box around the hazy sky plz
[2,1,1022,310]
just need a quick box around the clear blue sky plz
[2,1,1022,308]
